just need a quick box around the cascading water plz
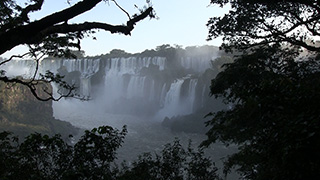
[126,76,146,99]
[156,77,199,119]
[3,47,219,120]
[80,77,91,97]
[180,57,211,73]
[157,79,184,118]
[1,59,38,78]
[186,78,198,112]
[62,59,100,77]
[3,56,210,118]
[100,55,212,118]
[101,57,167,112]
[159,83,167,107]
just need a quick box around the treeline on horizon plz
[42,44,224,60]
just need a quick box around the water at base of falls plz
[52,98,233,161]
[53,98,203,158]
[52,98,238,180]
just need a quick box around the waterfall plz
[2,59,38,78]
[102,56,168,111]
[39,59,62,75]
[186,79,198,112]
[201,85,207,107]
[126,76,146,99]
[3,56,210,118]
[149,80,155,101]
[80,77,91,98]
[43,59,100,97]
[104,68,125,104]
[159,83,167,107]
[157,79,185,118]
[4,46,219,119]
[106,57,166,73]
[61,59,100,77]
[180,57,212,73]
[157,77,199,119]
[164,79,184,109]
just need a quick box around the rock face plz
[0,81,78,138]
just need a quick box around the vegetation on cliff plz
[0,81,78,139]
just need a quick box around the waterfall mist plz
[2,46,236,165]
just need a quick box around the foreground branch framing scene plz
[0,0,154,101]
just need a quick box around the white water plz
[46,54,220,161]
[126,76,146,99]
[2,56,213,119]
[180,56,212,73]
[2,55,212,119]
[186,78,198,112]
[62,58,100,78]
[53,98,234,163]
[157,79,185,118]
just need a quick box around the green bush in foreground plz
[0,126,220,180]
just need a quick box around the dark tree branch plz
[31,7,153,42]
[0,76,74,101]
[27,45,45,81]
[20,0,45,22]
[0,0,153,55]
[0,52,31,66]
[31,0,103,29]
[282,37,320,52]
[111,0,131,20]
[209,0,320,53]
[0,0,154,101]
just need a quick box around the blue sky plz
[3,0,229,58]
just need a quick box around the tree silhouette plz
[204,1,320,179]
[0,130,221,180]
[0,0,154,101]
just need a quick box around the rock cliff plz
[0,81,78,138]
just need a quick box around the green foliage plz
[118,139,221,180]
[0,126,127,180]
[0,129,221,180]
[109,49,131,57]
[0,0,28,31]
[210,56,233,74]
[70,126,127,179]
[208,0,320,52]
[205,1,320,179]
[204,43,320,179]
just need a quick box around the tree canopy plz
[0,128,221,180]
[0,0,154,101]
[208,0,320,53]
[0,126,127,179]
[203,0,320,179]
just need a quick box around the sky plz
[2,0,229,58]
